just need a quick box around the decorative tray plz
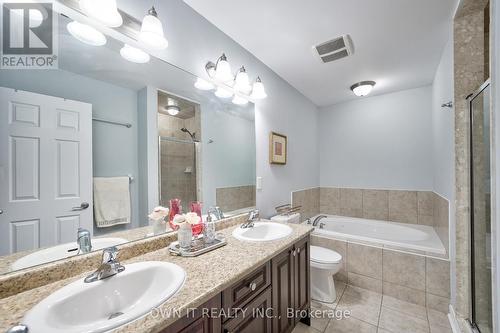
[168,234,227,257]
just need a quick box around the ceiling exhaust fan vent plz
[314,35,354,63]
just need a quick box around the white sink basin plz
[23,261,186,333]
[11,237,128,271]
[232,222,293,242]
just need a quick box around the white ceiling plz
[184,0,457,106]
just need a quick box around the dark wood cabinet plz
[222,287,273,333]
[272,237,311,332]
[160,295,222,333]
[272,247,295,333]
[164,235,310,333]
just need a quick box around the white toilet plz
[310,246,343,303]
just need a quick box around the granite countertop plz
[0,222,313,333]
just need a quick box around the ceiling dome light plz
[165,105,180,116]
[234,66,251,93]
[120,44,150,63]
[232,95,249,105]
[67,21,106,46]
[139,7,168,50]
[350,81,376,97]
[214,53,233,83]
[194,78,215,91]
[80,0,123,27]
[250,77,267,99]
[214,87,233,99]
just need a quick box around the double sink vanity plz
[1,217,313,333]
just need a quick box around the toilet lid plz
[310,246,342,264]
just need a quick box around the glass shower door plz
[469,81,492,333]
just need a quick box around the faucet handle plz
[247,209,260,221]
[102,246,119,263]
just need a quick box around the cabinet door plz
[223,288,272,333]
[272,247,295,333]
[294,237,310,316]
[161,294,222,333]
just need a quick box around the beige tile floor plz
[293,282,453,333]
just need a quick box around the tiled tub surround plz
[216,185,256,213]
[311,235,451,313]
[291,187,450,257]
[0,223,314,333]
[0,214,250,299]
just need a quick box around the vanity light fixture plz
[139,6,168,50]
[120,44,150,63]
[194,78,215,91]
[350,81,376,97]
[250,77,267,100]
[214,87,233,99]
[213,53,233,83]
[67,21,107,46]
[80,0,123,28]
[234,66,252,93]
[232,95,249,105]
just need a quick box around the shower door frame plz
[468,79,491,333]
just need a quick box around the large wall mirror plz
[0,5,256,274]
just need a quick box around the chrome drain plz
[108,312,124,320]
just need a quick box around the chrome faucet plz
[312,215,327,227]
[241,209,260,228]
[77,228,92,254]
[84,247,125,283]
[208,206,224,220]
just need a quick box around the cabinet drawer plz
[223,287,272,333]
[222,262,271,317]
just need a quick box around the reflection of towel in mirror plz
[93,177,131,228]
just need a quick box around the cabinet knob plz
[249,282,257,291]
[0,209,3,215]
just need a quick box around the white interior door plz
[0,87,92,256]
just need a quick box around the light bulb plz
[80,0,123,27]
[250,77,267,99]
[120,44,150,63]
[232,95,249,105]
[234,66,251,93]
[139,7,168,50]
[350,81,376,97]
[67,21,106,46]
[214,53,233,83]
[166,106,179,116]
[194,78,215,91]
[214,87,233,98]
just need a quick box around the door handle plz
[72,202,89,211]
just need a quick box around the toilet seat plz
[310,246,342,264]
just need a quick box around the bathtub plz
[307,215,446,255]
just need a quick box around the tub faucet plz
[312,215,327,227]
[77,227,92,254]
[84,247,125,283]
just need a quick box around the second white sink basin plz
[11,237,128,271]
[23,261,186,333]
[232,222,293,242]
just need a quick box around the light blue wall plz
[0,69,141,234]
[319,86,434,190]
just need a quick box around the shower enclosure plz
[159,136,200,208]
[469,80,492,333]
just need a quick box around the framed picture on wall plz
[269,132,287,165]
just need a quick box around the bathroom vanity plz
[0,221,312,333]
[162,237,310,333]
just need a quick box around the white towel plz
[93,177,131,228]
